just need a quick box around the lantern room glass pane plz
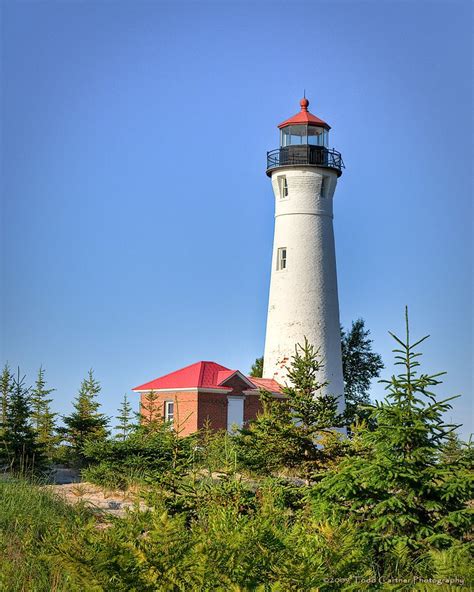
[281,125,307,146]
[307,126,328,147]
[281,125,329,147]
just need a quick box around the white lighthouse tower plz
[263,97,345,412]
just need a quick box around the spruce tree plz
[313,309,473,570]
[0,364,13,438]
[340,318,383,426]
[249,356,263,378]
[115,394,134,440]
[439,431,472,465]
[1,369,45,472]
[284,337,343,432]
[139,390,161,429]
[62,369,109,462]
[251,318,383,413]
[238,338,344,481]
[30,366,57,460]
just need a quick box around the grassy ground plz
[0,478,92,591]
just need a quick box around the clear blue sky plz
[1,1,472,438]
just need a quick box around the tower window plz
[164,401,174,423]
[320,176,326,197]
[277,247,287,270]
[278,176,288,199]
[320,176,329,198]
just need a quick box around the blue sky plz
[1,1,472,438]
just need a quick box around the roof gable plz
[217,370,256,389]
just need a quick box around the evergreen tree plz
[1,369,44,472]
[249,357,263,378]
[62,369,109,462]
[115,394,134,440]
[30,367,57,460]
[439,431,464,463]
[250,318,383,418]
[238,338,344,481]
[284,338,343,431]
[0,364,13,437]
[313,309,473,570]
[340,318,383,426]
[139,390,162,429]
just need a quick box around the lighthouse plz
[263,97,345,412]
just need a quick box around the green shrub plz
[82,425,196,489]
[194,425,239,474]
[51,478,376,591]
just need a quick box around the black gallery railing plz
[267,146,344,175]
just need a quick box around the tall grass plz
[0,478,91,592]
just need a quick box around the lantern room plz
[280,124,329,148]
[279,98,331,148]
[266,97,344,177]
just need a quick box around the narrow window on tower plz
[320,176,327,198]
[164,401,174,423]
[277,247,287,270]
[278,176,288,199]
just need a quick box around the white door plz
[227,397,244,432]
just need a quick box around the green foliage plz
[82,424,195,490]
[427,544,474,586]
[115,394,135,440]
[251,317,383,426]
[312,309,474,574]
[341,318,384,426]
[238,339,345,482]
[62,369,109,464]
[195,422,238,474]
[249,356,263,378]
[440,431,472,464]
[283,337,343,430]
[139,390,162,427]
[0,364,13,438]
[51,477,377,591]
[30,366,58,461]
[0,479,92,591]
[236,389,296,475]
[1,369,46,473]
[1,476,472,592]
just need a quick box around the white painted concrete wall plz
[263,166,345,413]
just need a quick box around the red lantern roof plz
[278,98,331,130]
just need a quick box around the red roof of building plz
[133,361,231,391]
[133,361,283,394]
[278,97,330,130]
[216,370,235,384]
[249,377,284,393]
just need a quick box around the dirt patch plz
[46,482,148,518]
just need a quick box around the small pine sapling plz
[1,369,45,472]
[62,369,109,463]
[0,364,13,438]
[30,366,58,461]
[115,394,135,440]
